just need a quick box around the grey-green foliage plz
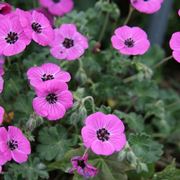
[1,0,180,180]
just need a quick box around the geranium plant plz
[0,0,180,179]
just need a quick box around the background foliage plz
[1,0,180,179]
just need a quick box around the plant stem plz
[123,6,134,25]
[98,12,110,43]
[82,148,89,158]
[154,55,173,68]
[123,74,138,83]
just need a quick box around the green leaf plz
[153,161,180,180]
[114,110,145,133]
[4,157,49,180]
[37,125,70,161]
[129,133,163,163]
[91,157,128,180]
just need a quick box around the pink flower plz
[50,24,88,61]
[81,112,126,156]
[0,126,31,164]
[0,76,4,94]
[178,9,180,17]
[0,106,4,125]
[169,32,180,63]
[33,7,54,26]
[39,0,73,16]
[0,15,31,56]
[27,63,71,89]
[130,0,164,14]
[69,154,98,178]
[0,2,12,15]
[0,56,5,76]
[111,25,150,55]
[0,151,8,166]
[18,10,54,46]
[33,81,73,120]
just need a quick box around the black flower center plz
[77,160,86,169]
[46,93,58,104]
[52,0,60,3]
[63,38,74,48]
[96,128,110,142]
[7,139,18,151]
[32,22,42,33]
[5,32,18,44]
[124,38,135,48]
[41,74,54,81]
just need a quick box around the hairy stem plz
[154,55,173,68]
[124,6,134,25]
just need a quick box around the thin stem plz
[123,74,138,83]
[78,58,84,69]
[82,148,89,158]
[154,55,173,68]
[82,96,96,112]
[166,100,180,108]
[123,6,134,25]
[98,12,110,43]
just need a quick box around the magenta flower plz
[69,154,98,178]
[178,10,180,17]
[111,25,150,56]
[0,106,4,125]
[0,2,12,15]
[18,10,54,46]
[0,15,31,56]
[169,32,180,63]
[33,7,54,26]
[27,63,71,89]
[130,0,164,14]
[0,56,5,76]
[0,126,31,164]
[33,81,73,120]
[39,0,73,16]
[0,76,4,94]
[81,112,126,156]
[50,24,88,61]
[0,151,8,166]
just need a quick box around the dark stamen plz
[124,38,135,48]
[96,128,110,142]
[41,74,54,81]
[63,38,74,48]
[7,139,18,151]
[46,93,58,104]
[5,32,18,44]
[32,22,42,33]
[77,160,86,169]
[52,0,61,3]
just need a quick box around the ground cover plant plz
[0,0,180,179]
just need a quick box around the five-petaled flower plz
[69,154,98,178]
[33,80,73,120]
[0,126,31,164]
[0,15,31,56]
[0,2,12,15]
[81,112,127,156]
[50,24,88,61]
[39,0,74,16]
[130,0,164,14]
[27,63,71,89]
[111,25,150,56]
[169,32,180,63]
[18,10,54,46]
[0,106,4,125]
